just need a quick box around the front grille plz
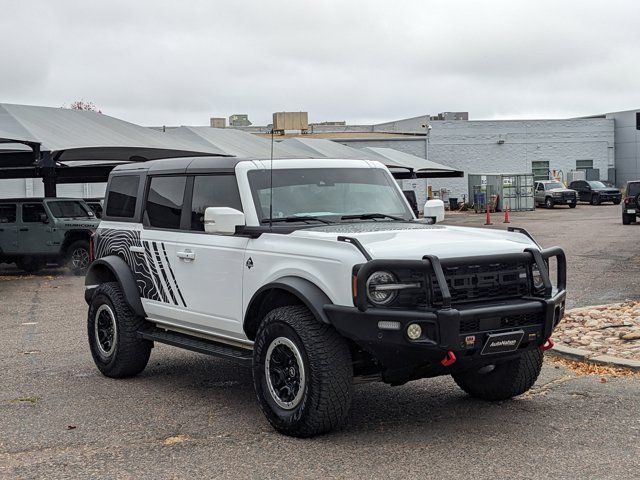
[460,312,543,333]
[430,261,529,307]
[562,193,575,201]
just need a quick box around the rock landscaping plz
[556,301,640,361]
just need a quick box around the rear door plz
[0,203,18,254]
[139,174,249,342]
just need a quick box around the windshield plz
[545,182,565,190]
[46,200,94,219]
[587,181,607,189]
[248,168,413,223]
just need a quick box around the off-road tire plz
[569,203,577,208]
[545,197,554,209]
[253,305,353,437]
[87,282,151,378]
[16,257,45,274]
[452,349,543,401]
[622,212,632,225]
[67,239,90,276]
[591,194,601,205]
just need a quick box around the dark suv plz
[568,180,622,205]
[622,181,640,225]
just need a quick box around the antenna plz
[269,127,274,229]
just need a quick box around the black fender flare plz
[243,276,333,340]
[84,256,145,317]
[61,229,93,253]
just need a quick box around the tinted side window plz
[22,203,47,222]
[190,175,242,231]
[106,175,139,218]
[146,176,186,229]
[0,204,16,223]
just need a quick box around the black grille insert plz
[431,261,529,307]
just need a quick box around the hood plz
[291,222,538,260]
[592,187,620,194]
[546,188,575,194]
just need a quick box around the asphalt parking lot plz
[443,203,640,308]
[1,204,639,479]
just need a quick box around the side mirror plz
[423,199,445,224]
[204,207,245,235]
[40,213,49,224]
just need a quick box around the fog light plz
[407,323,422,340]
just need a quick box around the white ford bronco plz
[85,157,566,437]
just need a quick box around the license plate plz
[627,209,636,214]
[481,330,524,355]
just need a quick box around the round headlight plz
[532,266,544,290]
[366,271,398,306]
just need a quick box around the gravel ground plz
[1,204,640,479]
[556,302,640,360]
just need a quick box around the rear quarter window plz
[106,175,140,218]
[0,204,16,223]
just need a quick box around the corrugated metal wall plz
[0,179,106,199]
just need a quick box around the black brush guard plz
[325,247,566,371]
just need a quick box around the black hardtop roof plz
[0,197,86,203]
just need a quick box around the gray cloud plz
[1,0,639,125]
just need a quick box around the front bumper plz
[599,193,621,202]
[552,195,576,205]
[325,246,566,373]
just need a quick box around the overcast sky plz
[2,0,639,126]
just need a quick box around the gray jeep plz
[0,198,99,274]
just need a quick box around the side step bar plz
[138,328,253,365]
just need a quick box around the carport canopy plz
[162,126,314,159]
[0,103,228,194]
[280,137,463,178]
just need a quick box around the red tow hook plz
[540,338,555,351]
[441,350,457,367]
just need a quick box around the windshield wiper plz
[261,215,333,225]
[341,213,405,221]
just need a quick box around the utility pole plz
[423,118,432,161]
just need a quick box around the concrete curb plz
[548,343,640,371]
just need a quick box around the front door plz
[160,231,249,338]
[139,174,249,342]
[18,203,57,254]
[0,203,18,254]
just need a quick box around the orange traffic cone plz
[484,207,493,225]
[503,202,511,223]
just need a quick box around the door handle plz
[176,250,196,261]
[19,227,28,231]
